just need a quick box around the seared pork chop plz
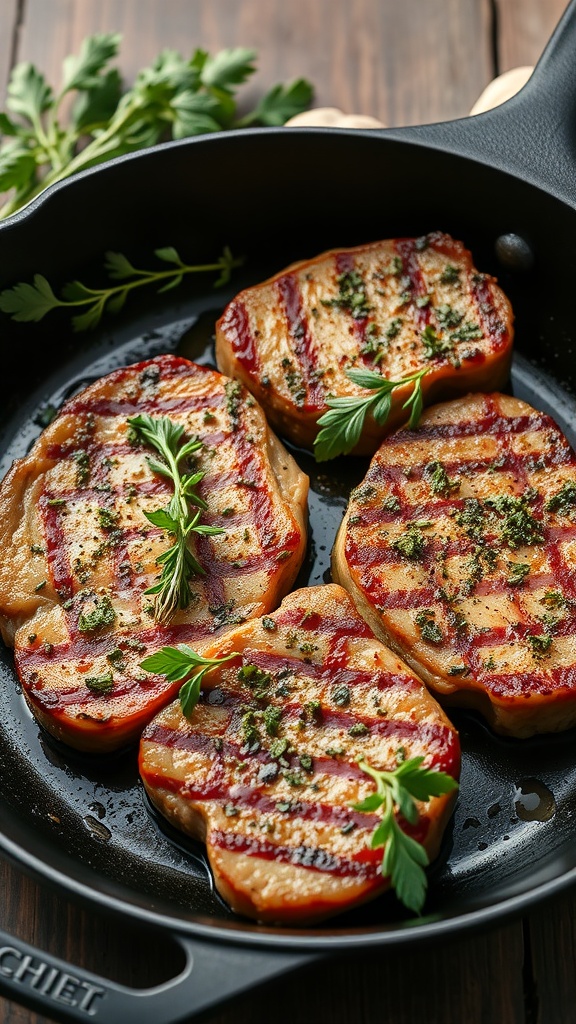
[0,355,308,752]
[139,584,460,924]
[333,392,576,737]
[216,233,513,453]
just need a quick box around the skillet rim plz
[2,121,576,952]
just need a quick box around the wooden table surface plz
[1,1,575,1022]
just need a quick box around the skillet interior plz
[1,129,576,949]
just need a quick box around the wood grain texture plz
[14,0,494,125]
[528,892,576,1024]
[0,0,20,98]
[496,0,568,70]
[1,2,575,1024]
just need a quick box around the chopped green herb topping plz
[85,672,114,694]
[97,507,120,530]
[424,460,460,498]
[454,498,486,539]
[263,705,283,737]
[392,525,426,561]
[451,321,483,342]
[269,737,290,760]
[106,647,126,669]
[435,304,463,329]
[238,663,271,700]
[546,481,576,517]
[507,562,530,587]
[241,710,261,750]
[73,449,90,486]
[383,495,401,513]
[331,683,351,707]
[527,633,553,660]
[440,264,461,284]
[415,609,443,644]
[348,722,369,737]
[486,494,544,549]
[323,270,372,320]
[78,595,116,632]
[540,590,567,609]
[421,325,452,360]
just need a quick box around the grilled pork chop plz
[333,392,576,737]
[215,232,513,453]
[0,355,308,752]
[139,584,460,924]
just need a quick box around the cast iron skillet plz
[2,3,576,1021]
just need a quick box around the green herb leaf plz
[314,367,429,462]
[61,33,121,94]
[128,414,224,623]
[238,78,314,127]
[0,274,61,322]
[7,62,53,125]
[0,141,36,192]
[71,69,123,133]
[141,645,238,717]
[200,47,257,92]
[0,246,243,330]
[353,755,458,914]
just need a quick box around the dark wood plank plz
[209,923,526,1024]
[0,855,526,1024]
[0,0,20,98]
[496,0,568,70]
[527,891,576,1024]
[13,0,493,125]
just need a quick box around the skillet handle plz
[0,926,318,1023]
[385,0,576,208]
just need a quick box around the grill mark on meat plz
[216,300,258,376]
[395,239,431,329]
[275,273,324,408]
[334,251,372,359]
[392,411,548,444]
[16,618,216,670]
[471,271,510,352]
[209,830,383,879]
[143,772,384,851]
[39,495,75,598]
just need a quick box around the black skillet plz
[2,3,576,1022]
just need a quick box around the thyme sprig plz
[353,755,458,914]
[314,367,429,462]
[128,413,225,624]
[141,645,238,717]
[0,245,242,331]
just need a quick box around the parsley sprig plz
[141,644,238,717]
[128,413,225,624]
[0,34,313,218]
[353,755,458,914]
[314,367,429,462]
[0,245,241,331]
